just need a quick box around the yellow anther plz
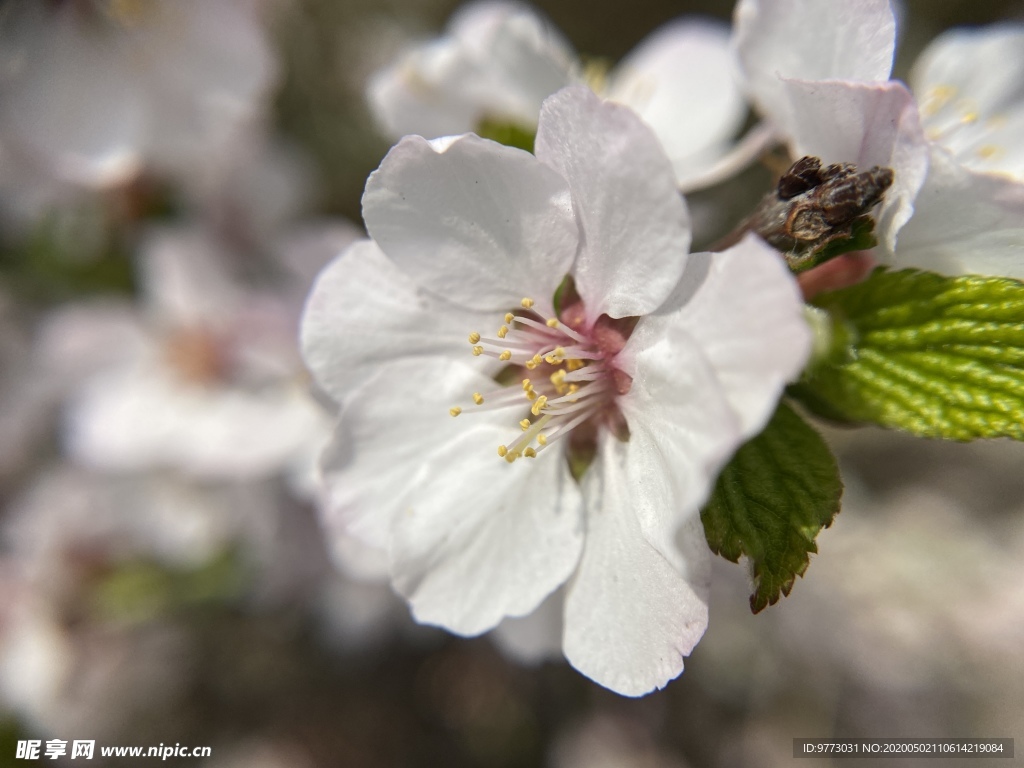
[525,389,537,401]
[525,359,538,370]
[520,419,531,430]
[505,313,515,324]
[522,378,532,389]
[449,407,462,417]
[961,112,979,124]
[546,317,559,328]
[497,325,509,338]
[568,383,580,394]
[523,447,537,458]
[498,350,512,361]
[473,393,484,405]
[504,451,519,463]
[978,145,1002,159]
[550,369,567,387]
[537,434,547,446]
[468,332,481,344]
[498,445,508,457]
[521,297,535,309]
[567,358,585,371]
[472,345,484,356]
[531,395,548,415]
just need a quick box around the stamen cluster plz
[450,297,615,462]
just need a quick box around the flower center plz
[450,296,631,463]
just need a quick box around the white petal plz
[893,145,1024,279]
[450,1,576,117]
[651,236,809,435]
[140,0,277,178]
[300,239,493,402]
[318,357,585,636]
[563,432,710,697]
[368,38,498,140]
[617,302,745,559]
[391,421,584,636]
[734,0,896,137]
[317,359,493,557]
[363,133,578,312]
[779,79,929,253]
[137,225,242,327]
[0,5,145,187]
[66,367,327,479]
[367,1,575,140]
[608,20,746,187]
[910,24,1024,180]
[535,86,691,320]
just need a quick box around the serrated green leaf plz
[701,401,842,613]
[475,117,536,153]
[798,268,1024,440]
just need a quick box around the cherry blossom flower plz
[734,0,1024,279]
[302,86,810,695]
[368,1,746,189]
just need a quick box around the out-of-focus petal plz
[368,1,574,139]
[733,0,896,137]
[563,432,709,697]
[609,19,746,187]
[535,87,691,320]
[363,134,578,313]
[893,145,1024,279]
[910,24,1024,180]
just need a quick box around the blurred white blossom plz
[0,0,277,190]
[369,1,746,188]
[44,226,332,486]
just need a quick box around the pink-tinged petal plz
[609,19,746,187]
[563,432,710,697]
[893,145,1024,279]
[779,79,929,253]
[363,134,578,312]
[642,235,810,437]
[535,87,691,320]
[734,0,896,135]
[300,239,494,402]
[910,24,1024,180]
[617,306,742,559]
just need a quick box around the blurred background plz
[1,0,1023,765]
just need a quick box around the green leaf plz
[797,268,1024,440]
[475,117,536,153]
[701,401,842,613]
